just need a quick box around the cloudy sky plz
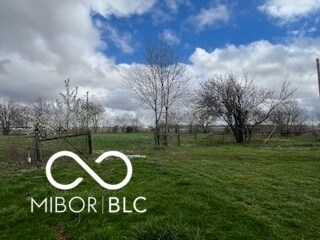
[1,0,320,121]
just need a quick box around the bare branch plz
[126,39,189,147]
[197,73,296,143]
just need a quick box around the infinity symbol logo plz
[46,151,132,190]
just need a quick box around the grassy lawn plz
[0,133,319,239]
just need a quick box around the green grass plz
[0,133,320,239]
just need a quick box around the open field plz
[0,133,320,239]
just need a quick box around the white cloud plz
[150,8,174,25]
[188,4,230,31]
[102,23,134,54]
[259,0,320,22]
[164,0,191,12]
[0,0,150,109]
[151,0,191,25]
[88,0,158,18]
[1,0,320,123]
[0,59,10,74]
[286,23,318,38]
[160,29,181,45]
[189,38,320,110]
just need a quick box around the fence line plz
[1,129,319,164]
[0,131,92,164]
[159,130,320,147]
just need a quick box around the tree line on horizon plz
[0,40,311,145]
[0,79,104,138]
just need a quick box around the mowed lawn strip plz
[0,133,319,239]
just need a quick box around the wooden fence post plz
[34,133,41,162]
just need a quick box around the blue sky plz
[0,0,320,122]
[93,0,320,64]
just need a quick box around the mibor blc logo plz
[46,151,132,190]
[31,151,146,214]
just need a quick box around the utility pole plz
[317,58,320,99]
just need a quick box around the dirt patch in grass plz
[53,225,72,240]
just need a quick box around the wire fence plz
[0,132,92,164]
[166,130,320,147]
[1,129,319,164]
[92,130,320,150]
[37,132,92,162]
[0,135,35,164]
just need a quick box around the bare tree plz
[4,103,31,130]
[184,107,197,133]
[89,102,105,133]
[0,98,21,135]
[127,40,189,147]
[16,104,31,129]
[112,116,129,132]
[128,63,162,145]
[182,95,199,134]
[194,107,215,134]
[129,117,142,132]
[168,110,185,133]
[197,73,295,143]
[270,100,307,136]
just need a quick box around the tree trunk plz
[2,129,9,135]
[163,106,169,146]
[154,108,160,148]
[230,124,245,143]
[2,125,10,135]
